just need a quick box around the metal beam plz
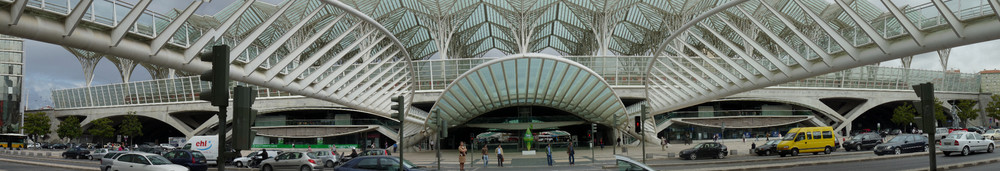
[338,50,399,97]
[298,34,384,87]
[716,15,793,76]
[9,0,27,25]
[263,15,350,80]
[282,27,371,85]
[881,0,926,47]
[736,6,813,72]
[110,0,151,47]
[244,5,327,74]
[687,29,758,84]
[150,0,202,55]
[793,0,859,60]
[183,0,256,62]
[759,0,833,67]
[64,0,94,36]
[698,23,774,81]
[836,0,889,54]
[229,0,301,63]
[931,0,965,38]
[679,40,741,87]
[990,0,1000,23]
[325,46,394,93]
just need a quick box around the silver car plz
[91,148,110,160]
[615,155,656,171]
[259,151,322,171]
[233,150,281,168]
[308,150,341,167]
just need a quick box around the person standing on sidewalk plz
[481,144,489,168]
[567,143,575,165]
[546,144,553,166]
[496,145,504,167]
[458,141,467,170]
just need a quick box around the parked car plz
[108,152,189,171]
[360,149,391,156]
[100,151,129,171]
[940,132,995,156]
[90,148,111,160]
[62,147,91,159]
[334,155,426,171]
[983,129,1000,140]
[51,143,68,149]
[161,149,208,171]
[159,143,177,150]
[309,150,342,167]
[614,155,655,171]
[232,150,281,168]
[967,127,985,134]
[843,133,882,151]
[873,134,927,156]
[777,127,837,157]
[890,129,903,135]
[680,142,728,160]
[259,151,323,171]
[754,140,780,156]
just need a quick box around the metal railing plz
[653,110,815,125]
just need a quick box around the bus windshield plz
[782,132,797,141]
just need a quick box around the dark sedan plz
[62,147,90,159]
[680,142,728,160]
[843,133,882,151]
[334,156,426,171]
[754,140,780,156]
[873,134,927,156]
[161,149,208,171]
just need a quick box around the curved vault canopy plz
[426,53,626,129]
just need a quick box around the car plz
[334,155,426,171]
[890,129,902,135]
[679,142,728,160]
[939,132,995,156]
[108,152,189,171]
[754,140,780,156]
[966,127,985,134]
[26,143,40,149]
[309,150,342,167]
[232,150,281,168]
[100,151,129,171]
[843,133,882,151]
[360,149,391,156]
[777,127,837,157]
[613,155,655,171]
[258,151,323,171]
[91,148,112,160]
[161,149,208,171]
[160,144,177,150]
[51,143,68,149]
[62,147,91,159]
[873,134,927,156]
[982,129,1000,140]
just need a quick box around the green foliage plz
[955,100,980,125]
[987,95,1000,122]
[933,98,947,124]
[23,112,51,142]
[118,113,143,138]
[892,102,916,125]
[88,118,116,143]
[56,116,83,141]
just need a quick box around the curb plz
[602,151,868,169]
[901,156,1000,171]
[0,156,99,171]
[697,151,943,171]
[0,153,103,165]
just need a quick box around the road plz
[0,159,76,171]
[767,151,1000,171]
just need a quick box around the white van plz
[183,135,220,165]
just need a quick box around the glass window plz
[147,155,173,165]
[135,156,151,165]
[379,158,400,170]
[812,131,821,139]
[163,152,175,159]
[117,154,136,163]
[822,131,833,139]
[355,158,378,169]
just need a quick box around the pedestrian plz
[393,143,398,153]
[617,137,622,147]
[766,133,770,141]
[307,145,312,152]
[713,134,719,142]
[331,144,337,154]
[481,144,489,168]
[661,137,667,151]
[567,142,575,165]
[458,141,467,170]
[600,139,604,150]
[496,145,504,167]
[546,144,553,166]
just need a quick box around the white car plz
[615,155,656,171]
[232,150,281,168]
[939,132,995,156]
[108,152,189,171]
[90,148,110,160]
[982,129,1000,140]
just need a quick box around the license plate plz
[944,142,952,145]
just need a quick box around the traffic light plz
[439,119,448,138]
[591,123,597,134]
[634,116,642,134]
[390,96,405,122]
[912,83,936,135]
[232,85,257,150]
[199,45,230,107]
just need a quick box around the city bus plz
[0,133,27,149]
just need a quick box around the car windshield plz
[987,130,998,134]
[693,143,706,149]
[851,135,867,140]
[192,152,205,159]
[401,158,416,169]
[306,152,319,159]
[888,136,908,143]
[782,132,797,141]
[146,155,174,165]
[945,134,964,139]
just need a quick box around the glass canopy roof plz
[428,54,625,128]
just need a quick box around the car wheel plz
[325,160,334,167]
[824,147,832,154]
[690,154,696,160]
[235,161,243,168]
[791,149,799,156]
[262,164,273,171]
[856,146,862,151]
[962,146,970,156]
[765,150,771,156]
[300,165,312,171]
[717,152,725,159]
[944,152,951,156]
[894,148,901,155]
[989,144,994,153]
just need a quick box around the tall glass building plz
[0,34,23,133]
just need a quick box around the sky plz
[19,0,1000,110]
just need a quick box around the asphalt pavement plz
[766,150,1000,171]
[0,159,76,171]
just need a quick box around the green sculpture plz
[523,124,534,150]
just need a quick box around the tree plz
[23,112,51,143]
[892,102,916,126]
[986,95,1000,123]
[954,100,980,127]
[118,112,143,145]
[56,116,83,142]
[933,98,948,124]
[88,118,115,144]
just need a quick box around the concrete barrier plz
[668,153,676,158]
[730,150,737,155]
[47,152,52,156]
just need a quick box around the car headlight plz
[783,146,789,149]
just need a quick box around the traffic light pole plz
[641,104,647,164]
[217,107,227,171]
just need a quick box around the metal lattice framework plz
[3,0,1000,144]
